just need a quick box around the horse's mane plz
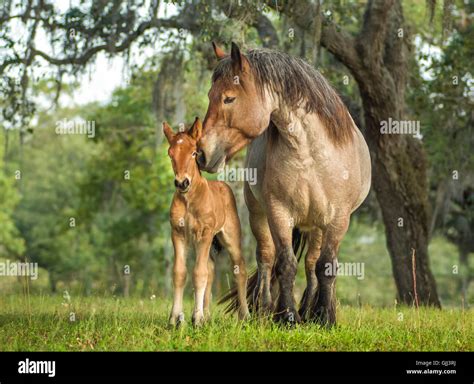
[212,48,355,146]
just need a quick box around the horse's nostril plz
[175,178,190,191]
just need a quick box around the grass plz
[0,295,472,351]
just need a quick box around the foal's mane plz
[212,48,355,146]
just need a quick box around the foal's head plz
[163,117,202,194]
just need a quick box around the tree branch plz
[383,0,408,92]
[358,0,396,67]
[26,16,192,67]
[320,20,362,79]
[251,13,280,48]
[263,0,362,77]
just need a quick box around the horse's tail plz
[218,267,259,314]
[293,227,308,264]
[293,228,309,314]
[218,228,308,314]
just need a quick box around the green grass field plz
[0,295,472,351]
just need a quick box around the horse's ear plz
[188,117,202,141]
[162,122,174,143]
[230,42,250,74]
[212,41,227,60]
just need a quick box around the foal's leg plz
[169,230,187,327]
[217,223,250,320]
[299,228,322,321]
[203,258,215,320]
[192,235,212,327]
[266,204,300,325]
[311,217,350,327]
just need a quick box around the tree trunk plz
[356,1,441,307]
[49,271,57,293]
[361,90,441,306]
[312,0,441,306]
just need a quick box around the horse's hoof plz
[169,312,185,328]
[274,309,301,327]
[298,305,309,322]
[238,309,251,321]
[192,312,205,327]
[255,303,273,318]
[311,306,336,328]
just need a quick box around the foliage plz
[0,134,24,257]
[408,5,474,181]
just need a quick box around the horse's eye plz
[224,96,236,104]
[192,151,197,158]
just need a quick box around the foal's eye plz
[224,96,236,104]
[192,151,197,158]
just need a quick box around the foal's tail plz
[218,228,308,314]
[210,236,223,262]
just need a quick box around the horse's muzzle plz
[196,148,225,173]
[175,178,190,193]
[196,151,206,169]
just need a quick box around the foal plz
[164,117,249,326]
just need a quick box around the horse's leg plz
[203,257,215,320]
[246,186,275,315]
[266,204,300,325]
[217,223,250,320]
[169,230,187,327]
[299,228,322,321]
[192,235,212,327]
[311,217,350,327]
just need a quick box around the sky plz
[32,0,178,106]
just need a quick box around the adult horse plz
[197,42,371,326]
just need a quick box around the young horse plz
[164,117,250,326]
[198,43,371,326]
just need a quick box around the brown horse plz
[164,117,249,326]
[198,43,371,326]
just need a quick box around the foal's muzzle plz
[175,178,190,193]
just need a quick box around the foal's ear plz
[212,41,227,60]
[188,117,202,141]
[162,122,174,143]
[230,42,250,74]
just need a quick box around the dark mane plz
[212,48,355,145]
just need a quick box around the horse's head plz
[163,117,202,194]
[197,42,273,173]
